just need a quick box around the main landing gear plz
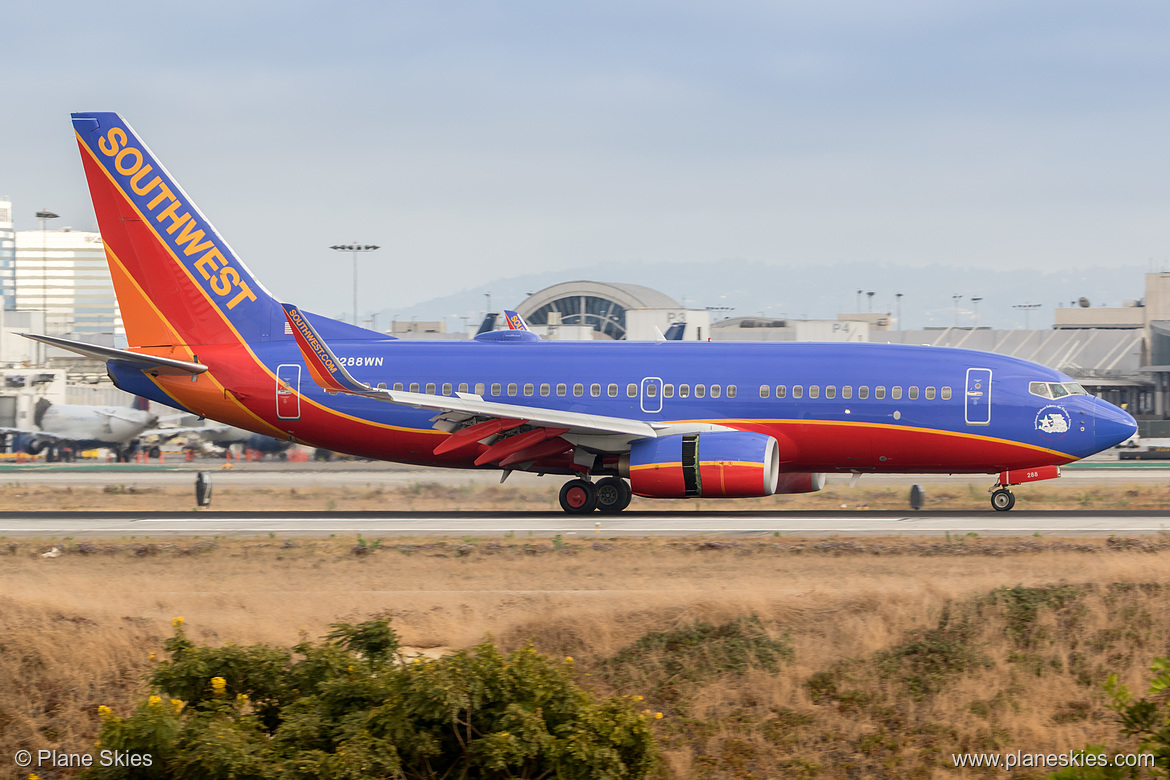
[558,476,632,514]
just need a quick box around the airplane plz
[38,111,1137,513]
[1,398,158,461]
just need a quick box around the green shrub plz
[82,618,656,780]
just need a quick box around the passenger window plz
[393,382,403,391]
[776,385,787,399]
[679,385,690,398]
[590,383,601,397]
[664,384,675,398]
[726,385,736,398]
[490,383,500,396]
[941,386,952,400]
[760,385,771,399]
[809,385,819,399]
[792,385,803,399]
[710,385,721,399]
[825,386,836,399]
[875,386,885,400]
[442,383,452,396]
[842,386,852,399]
[858,386,869,399]
[626,383,638,398]
[377,382,386,390]
[908,386,919,400]
[457,382,468,393]
[523,383,534,396]
[695,385,706,398]
[540,383,550,397]
[507,383,518,397]
[608,383,618,397]
[891,386,902,400]
[426,382,436,395]
[475,382,485,395]
[925,386,936,400]
[646,383,658,398]
[409,382,420,393]
[572,384,582,397]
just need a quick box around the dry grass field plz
[2,533,1170,778]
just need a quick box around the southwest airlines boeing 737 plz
[36,112,1138,513]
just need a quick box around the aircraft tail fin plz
[71,112,282,351]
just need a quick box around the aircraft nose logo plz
[1034,405,1071,439]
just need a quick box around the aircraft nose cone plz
[1095,401,1138,451]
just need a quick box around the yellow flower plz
[148,651,156,661]
[237,692,249,701]
[211,676,227,694]
[171,616,184,628]
[148,695,161,706]
[30,774,40,780]
[347,665,355,673]
[171,699,185,714]
[564,656,573,662]
[655,712,663,719]
[633,695,643,702]
[97,705,112,718]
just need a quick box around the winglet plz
[282,304,371,394]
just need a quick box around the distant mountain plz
[375,260,1149,334]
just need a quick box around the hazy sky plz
[4,1,1170,321]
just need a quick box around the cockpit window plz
[1029,382,1053,399]
[1030,380,1091,399]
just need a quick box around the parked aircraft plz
[43,111,1137,512]
[2,398,158,461]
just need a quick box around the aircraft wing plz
[21,334,207,375]
[282,303,663,440]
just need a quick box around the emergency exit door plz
[276,364,301,420]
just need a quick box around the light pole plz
[970,296,983,328]
[895,293,903,330]
[329,240,379,320]
[866,291,875,312]
[952,294,962,327]
[1013,302,1041,329]
[36,210,58,338]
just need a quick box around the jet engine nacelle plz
[775,472,826,494]
[622,432,780,498]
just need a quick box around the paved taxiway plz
[1,509,1169,537]
[0,457,1166,537]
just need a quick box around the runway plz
[4,509,1170,537]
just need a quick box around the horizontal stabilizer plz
[21,334,207,375]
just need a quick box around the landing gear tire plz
[991,488,1015,512]
[595,477,632,514]
[559,479,598,514]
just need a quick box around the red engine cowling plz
[621,432,780,498]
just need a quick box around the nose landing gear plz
[990,488,1016,512]
[988,465,1061,511]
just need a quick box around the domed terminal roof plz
[516,281,682,340]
